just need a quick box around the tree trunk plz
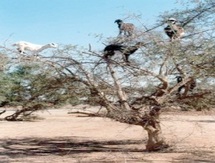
[106,105,169,151]
[142,106,169,151]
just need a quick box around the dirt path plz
[0,106,215,163]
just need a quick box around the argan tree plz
[0,0,214,151]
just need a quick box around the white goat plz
[115,19,135,37]
[13,41,58,55]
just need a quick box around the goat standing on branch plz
[13,41,58,55]
[103,42,145,63]
[115,19,135,37]
[176,76,196,96]
[164,18,185,41]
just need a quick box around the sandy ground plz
[0,105,215,163]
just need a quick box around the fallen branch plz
[67,111,101,117]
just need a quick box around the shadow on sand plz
[1,137,215,162]
[0,137,145,157]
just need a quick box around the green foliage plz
[0,64,86,108]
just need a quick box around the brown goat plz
[115,19,135,37]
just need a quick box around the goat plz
[164,18,185,41]
[115,19,135,37]
[103,42,145,63]
[13,41,58,55]
[176,76,196,96]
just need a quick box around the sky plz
[0,0,190,50]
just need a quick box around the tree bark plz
[142,106,168,151]
[105,105,168,151]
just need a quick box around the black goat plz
[115,19,135,37]
[176,76,196,95]
[103,42,145,63]
[164,18,185,41]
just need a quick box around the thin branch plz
[182,3,215,27]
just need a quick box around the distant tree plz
[0,0,214,151]
[0,64,86,121]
